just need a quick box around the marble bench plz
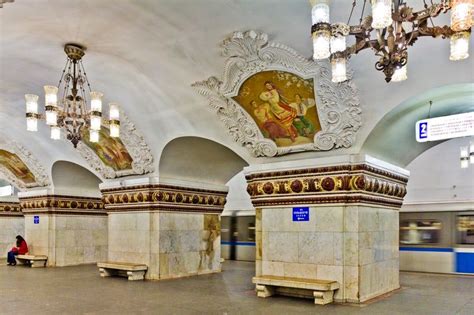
[252,275,340,305]
[97,262,148,281]
[16,254,48,268]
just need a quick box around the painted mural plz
[81,127,133,171]
[233,70,322,147]
[0,150,36,184]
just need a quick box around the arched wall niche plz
[51,160,102,197]
[362,83,474,167]
[159,136,249,186]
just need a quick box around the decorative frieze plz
[101,184,227,214]
[0,201,22,217]
[246,163,408,208]
[19,195,105,216]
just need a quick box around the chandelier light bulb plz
[470,141,474,164]
[450,31,470,60]
[90,115,102,131]
[313,31,331,60]
[26,117,38,132]
[44,85,58,107]
[89,129,99,143]
[311,2,330,25]
[25,94,39,114]
[371,0,393,29]
[451,0,474,32]
[110,123,120,138]
[330,35,346,54]
[90,91,103,113]
[50,126,61,140]
[460,145,469,168]
[109,103,120,121]
[45,110,58,126]
[331,56,347,83]
[392,65,408,82]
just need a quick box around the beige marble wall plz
[107,211,221,280]
[24,214,108,266]
[0,216,25,257]
[259,205,399,303]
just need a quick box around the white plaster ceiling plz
[0,0,473,186]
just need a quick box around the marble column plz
[0,198,24,258]
[245,155,409,303]
[18,190,107,266]
[101,177,227,280]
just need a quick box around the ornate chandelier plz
[310,0,473,82]
[25,43,120,148]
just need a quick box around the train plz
[221,210,474,274]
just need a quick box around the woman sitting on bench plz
[7,235,28,266]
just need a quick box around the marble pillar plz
[18,190,107,266]
[0,200,24,258]
[245,155,409,303]
[101,177,227,280]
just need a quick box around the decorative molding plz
[101,184,228,214]
[19,195,105,216]
[192,30,362,157]
[0,0,14,8]
[76,111,155,179]
[246,163,408,209]
[0,201,22,217]
[0,140,50,190]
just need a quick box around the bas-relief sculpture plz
[0,140,49,190]
[193,30,362,157]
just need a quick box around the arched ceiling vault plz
[1,0,473,182]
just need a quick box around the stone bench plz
[252,275,340,305]
[97,262,148,281]
[16,255,48,268]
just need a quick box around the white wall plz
[223,171,254,215]
[403,137,474,211]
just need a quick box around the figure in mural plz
[290,94,315,137]
[250,100,288,141]
[259,81,298,142]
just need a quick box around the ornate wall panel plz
[19,195,105,216]
[0,140,50,190]
[76,111,154,179]
[0,201,22,217]
[246,164,408,208]
[193,30,362,157]
[101,184,228,214]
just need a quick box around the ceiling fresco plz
[0,149,36,184]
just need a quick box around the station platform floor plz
[1,260,473,314]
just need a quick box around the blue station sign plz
[33,215,39,224]
[292,207,309,222]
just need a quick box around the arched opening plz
[51,160,102,197]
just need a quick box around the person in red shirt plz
[7,235,28,266]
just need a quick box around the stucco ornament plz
[0,140,50,190]
[0,0,14,8]
[76,111,154,179]
[192,30,362,157]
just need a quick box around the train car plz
[221,210,256,261]
[400,210,474,274]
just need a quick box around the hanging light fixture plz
[330,23,349,83]
[460,145,469,168]
[24,43,121,148]
[310,0,473,82]
[470,141,474,164]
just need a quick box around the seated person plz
[7,235,28,266]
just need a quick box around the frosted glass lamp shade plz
[44,85,58,107]
[89,129,99,143]
[330,36,346,54]
[313,31,331,60]
[331,57,347,83]
[90,91,103,113]
[90,115,102,131]
[50,126,60,140]
[470,141,474,164]
[451,0,474,32]
[26,117,38,132]
[25,94,39,114]
[450,32,470,60]
[109,103,120,121]
[392,65,408,82]
[371,0,393,29]
[110,123,120,138]
[45,110,58,126]
[311,2,330,25]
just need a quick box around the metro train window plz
[457,215,474,244]
[400,220,442,244]
[248,223,256,241]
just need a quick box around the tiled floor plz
[1,260,473,314]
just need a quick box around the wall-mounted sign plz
[33,215,39,224]
[292,207,309,222]
[416,112,474,142]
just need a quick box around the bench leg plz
[30,260,46,268]
[313,290,334,305]
[99,268,114,278]
[127,270,146,281]
[256,284,274,298]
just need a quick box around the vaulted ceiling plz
[1,0,473,187]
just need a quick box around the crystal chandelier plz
[310,0,473,83]
[25,43,120,148]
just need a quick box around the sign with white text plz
[416,112,474,142]
[33,216,39,224]
[292,207,309,222]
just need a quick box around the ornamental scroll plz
[192,30,362,157]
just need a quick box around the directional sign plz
[33,216,40,224]
[416,112,474,142]
[292,207,309,222]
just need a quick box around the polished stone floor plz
[1,260,473,314]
